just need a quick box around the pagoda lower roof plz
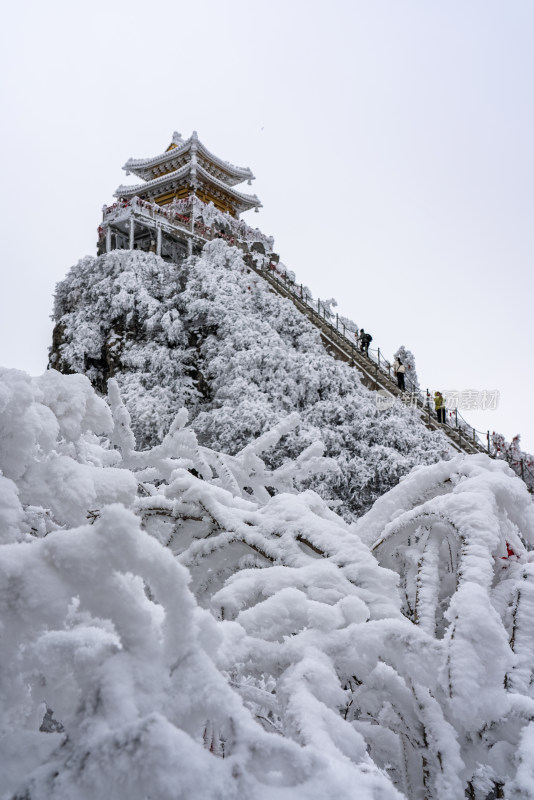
[124,134,254,187]
[115,161,261,214]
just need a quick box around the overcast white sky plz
[1,0,533,451]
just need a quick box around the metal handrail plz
[251,258,533,491]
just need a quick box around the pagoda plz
[98,131,272,263]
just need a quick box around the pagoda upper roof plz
[115,159,261,215]
[123,131,254,187]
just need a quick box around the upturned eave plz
[123,135,254,187]
[115,161,261,214]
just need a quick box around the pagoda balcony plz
[97,196,273,262]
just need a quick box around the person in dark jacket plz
[360,329,372,355]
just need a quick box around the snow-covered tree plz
[2,367,534,799]
[491,431,534,492]
[356,454,534,798]
[50,241,450,518]
[0,367,401,799]
[393,345,420,394]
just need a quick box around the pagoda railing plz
[100,196,274,252]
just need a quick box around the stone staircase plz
[246,257,487,458]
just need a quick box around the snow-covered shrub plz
[2,500,406,800]
[0,367,401,800]
[355,454,534,798]
[51,250,198,445]
[51,241,450,518]
[0,368,135,530]
[491,431,534,492]
[2,367,534,799]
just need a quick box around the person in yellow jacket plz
[434,391,446,424]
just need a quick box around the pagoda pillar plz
[106,226,111,253]
[129,217,135,249]
[156,225,162,256]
